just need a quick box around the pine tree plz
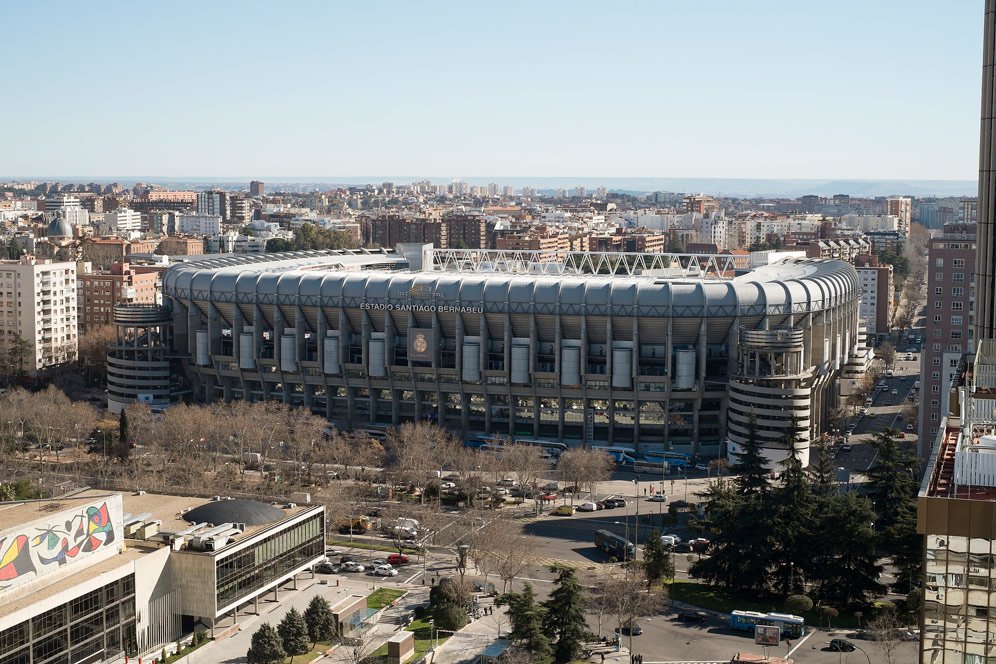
[866,427,921,590]
[303,595,335,645]
[247,623,286,664]
[808,492,886,606]
[733,412,770,496]
[807,439,838,494]
[497,583,552,663]
[277,608,310,662]
[542,567,591,664]
[690,484,774,594]
[117,409,131,461]
[642,529,674,585]
[769,422,816,595]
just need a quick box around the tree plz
[807,441,838,494]
[494,526,538,593]
[246,623,286,664]
[877,341,896,370]
[784,595,813,615]
[807,492,885,606]
[868,610,902,664]
[541,566,591,664]
[303,596,335,646]
[557,448,613,504]
[769,431,815,595]
[277,608,310,662]
[733,412,769,496]
[642,529,675,585]
[497,583,552,664]
[866,428,921,591]
[433,602,468,632]
[266,223,359,252]
[601,570,668,654]
[78,325,115,386]
[116,409,130,461]
[820,606,839,630]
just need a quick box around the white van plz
[886,369,895,377]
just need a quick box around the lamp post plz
[633,479,640,548]
[613,521,631,564]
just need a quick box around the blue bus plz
[594,529,636,561]
[591,446,637,464]
[643,451,691,468]
[729,611,804,639]
[514,438,568,458]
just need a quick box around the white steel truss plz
[427,249,741,279]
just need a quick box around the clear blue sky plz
[0,1,983,180]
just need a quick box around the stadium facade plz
[115,247,862,466]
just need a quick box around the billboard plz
[408,328,437,363]
[754,624,781,646]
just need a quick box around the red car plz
[540,492,558,501]
[387,553,410,566]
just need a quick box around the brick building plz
[78,262,159,333]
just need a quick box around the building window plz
[935,272,945,282]
[931,399,939,407]
[932,357,940,365]
[935,287,943,296]
[953,258,966,268]
[934,315,942,323]
[952,330,963,340]
[953,273,965,282]
[952,302,964,311]
[932,371,940,380]
[952,287,964,297]
[931,385,940,393]
[933,343,941,351]
[935,258,944,268]
[930,412,939,421]
[934,300,942,309]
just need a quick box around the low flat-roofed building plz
[0,489,325,663]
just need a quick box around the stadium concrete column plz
[977,0,996,342]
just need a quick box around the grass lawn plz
[669,580,864,630]
[162,639,210,663]
[284,642,333,663]
[367,617,445,663]
[367,587,406,610]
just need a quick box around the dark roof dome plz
[183,498,285,526]
[47,211,73,238]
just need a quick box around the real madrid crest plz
[413,333,428,354]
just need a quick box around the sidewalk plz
[429,596,508,664]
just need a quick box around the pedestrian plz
[600,653,605,663]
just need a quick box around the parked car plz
[552,504,576,516]
[576,501,598,512]
[604,498,627,508]
[693,463,709,472]
[386,553,409,566]
[840,443,852,452]
[660,534,681,547]
[907,424,915,431]
[497,478,518,487]
[440,481,456,490]
[595,500,609,510]
[690,538,711,553]
[540,492,558,501]
[315,562,339,574]
[827,639,856,652]
[615,623,643,636]
[674,543,693,553]
[647,494,667,502]
[372,564,398,577]
[340,561,365,573]
[676,610,707,623]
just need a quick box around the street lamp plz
[613,521,632,564]
[632,479,640,547]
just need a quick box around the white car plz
[340,561,365,573]
[694,463,708,472]
[440,481,456,490]
[576,501,598,512]
[372,564,398,577]
[647,494,667,502]
[660,535,681,547]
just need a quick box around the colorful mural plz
[0,497,122,592]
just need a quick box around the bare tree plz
[868,612,902,664]
[558,448,613,504]
[492,520,539,593]
[384,422,460,503]
[78,324,115,386]
[502,445,552,514]
[601,569,669,653]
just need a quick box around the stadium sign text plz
[360,302,484,314]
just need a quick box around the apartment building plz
[78,262,159,333]
[886,196,912,236]
[0,256,78,373]
[103,207,142,235]
[854,254,893,339]
[177,213,223,236]
[443,213,488,249]
[367,214,447,248]
[919,223,976,455]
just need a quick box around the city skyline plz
[0,1,983,180]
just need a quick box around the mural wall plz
[0,495,124,592]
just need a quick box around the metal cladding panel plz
[482,280,510,305]
[508,280,535,305]
[368,338,386,377]
[323,335,341,375]
[280,334,297,372]
[320,274,349,300]
[255,273,280,296]
[638,281,671,308]
[611,347,633,388]
[511,340,530,384]
[674,348,696,390]
[458,278,487,306]
[462,338,481,382]
[191,271,215,297]
[703,281,739,309]
[585,281,611,307]
[559,281,586,307]
[561,345,581,386]
[363,274,391,301]
[276,274,302,297]
[534,281,560,305]
[611,281,638,309]
[342,277,367,300]
[707,318,736,343]
[434,278,462,303]
[195,330,210,366]
[239,333,255,369]
[669,282,700,310]
[387,275,417,299]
